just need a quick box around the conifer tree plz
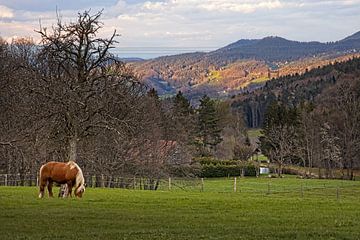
[172,91,195,144]
[196,95,222,156]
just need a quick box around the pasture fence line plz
[0,174,359,200]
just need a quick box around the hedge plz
[199,164,256,178]
[192,157,258,178]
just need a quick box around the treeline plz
[237,58,360,179]
[0,11,250,185]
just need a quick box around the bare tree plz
[320,122,342,178]
[322,80,360,179]
[233,143,254,177]
[32,10,144,163]
[0,38,41,178]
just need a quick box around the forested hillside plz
[232,57,360,179]
[232,57,360,128]
[132,32,360,100]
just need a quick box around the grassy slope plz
[1,178,360,240]
[247,128,268,161]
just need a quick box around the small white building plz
[260,167,269,174]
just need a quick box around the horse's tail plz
[38,164,46,198]
[39,164,45,183]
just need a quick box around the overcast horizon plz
[0,0,359,58]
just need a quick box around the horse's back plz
[40,161,75,184]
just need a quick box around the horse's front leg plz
[47,181,54,197]
[67,181,73,197]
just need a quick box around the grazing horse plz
[38,161,86,198]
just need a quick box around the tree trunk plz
[68,137,78,161]
[277,162,282,177]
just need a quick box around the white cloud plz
[0,5,14,18]
[197,0,283,13]
[142,1,168,11]
[0,0,359,58]
[117,14,137,21]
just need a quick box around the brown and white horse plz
[38,161,86,198]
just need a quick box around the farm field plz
[1,177,360,240]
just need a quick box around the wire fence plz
[0,174,360,200]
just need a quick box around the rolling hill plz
[130,32,360,101]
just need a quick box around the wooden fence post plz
[201,178,204,192]
[107,176,112,188]
[92,176,95,188]
[267,182,271,195]
[301,183,304,198]
[101,174,105,188]
[168,177,171,191]
[4,174,7,186]
[234,177,237,192]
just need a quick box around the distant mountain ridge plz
[131,31,360,100]
[341,31,360,41]
[212,33,360,62]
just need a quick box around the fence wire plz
[0,174,359,200]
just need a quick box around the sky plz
[0,0,359,58]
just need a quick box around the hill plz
[131,32,360,100]
[231,57,360,128]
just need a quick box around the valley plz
[130,32,360,101]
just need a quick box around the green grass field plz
[1,177,360,239]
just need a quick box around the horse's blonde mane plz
[67,161,85,192]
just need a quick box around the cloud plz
[0,0,360,58]
[0,5,14,18]
[197,0,284,13]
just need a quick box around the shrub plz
[194,157,257,178]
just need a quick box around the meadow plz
[1,177,360,240]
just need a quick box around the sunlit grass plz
[1,177,360,239]
[251,76,270,83]
[247,128,263,138]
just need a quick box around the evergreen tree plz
[147,88,161,106]
[196,95,222,156]
[171,91,195,142]
[173,91,193,123]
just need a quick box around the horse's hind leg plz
[39,178,47,198]
[47,181,54,197]
[39,184,45,198]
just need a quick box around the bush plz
[167,164,202,177]
[194,157,238,166]
[194,157,257,178]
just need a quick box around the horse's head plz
[75,184,86,198]
[71,161,86,198]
